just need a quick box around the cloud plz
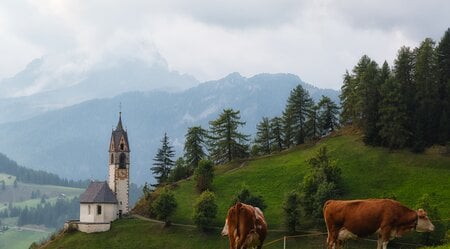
[0,0,448,91]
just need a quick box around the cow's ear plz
[417,209,427,218]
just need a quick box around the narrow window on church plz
[110,154,114,164]
[97,205,102,215]
[119,153,126,169]
[120,143,124,150]
[88,205,91,215]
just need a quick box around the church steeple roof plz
[116,112,124,131]
[109,112,130,152]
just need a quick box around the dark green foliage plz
[231,184,267,211]
[413,38,439,151]
[152,188,177,227]
[283,85,314,145]
[1,180,5,190]
[11,197,80,228]
[341,29,450,150]
[317,95,340,133]
[169,157,191,182]
[283,190,301,234]
[415,194,447,246]
[436,28,450,144]
[299,147,342,220]
[151,133,175,186]
[194,160,214,192]
[192,190,218,231]
[208,109,249,163]
[254,117,272,155]
[306,105,321,140]
[184,126,208,170]
[269,116,284,151]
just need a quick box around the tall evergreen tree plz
[340,71,357,124]
[436,28,450,144]
[282,109,295,148]
[317,95,340,133]
[184,126,207,170]
[361,60,382,145]
[254,117,272,155]
[413,38,439,151]
[283,85,314,145]
[151,133,175,186]
[270,116,284,151]
[306,105,321,140]
[208,109,249,163]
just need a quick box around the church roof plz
[80,181,118,204]
[110,112,130,152]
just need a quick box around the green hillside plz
[41,133,450,249]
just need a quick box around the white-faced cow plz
[221,202,267,249]
[323,199,435,249]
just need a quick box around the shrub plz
[283,190,301,234]
[152,188,177,227]
[193,191,218,231]
[194,160,214,192]
[231,184,267,211]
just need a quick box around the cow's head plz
[415,209,435,232]
[221,218,229,236]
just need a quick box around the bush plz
[283,190,301,234]
[231,184,267,211]
[193,191,218,231]
[152,188,177,227]
[194,160,214,192]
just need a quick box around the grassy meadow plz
[42,133,450,248]
[172,133,450,228]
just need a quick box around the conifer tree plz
[270,116,284,151]
[283,85,313,145]
[208,109,249,163]
[317,96,340,133]
[306,105,321,140]
[282,109,294,148]
[436,28,450,144]
[151,133,175,186]
[413,38,439,151]
[184,126,207,170]
[361,60,382,145]
[254,117,272,155]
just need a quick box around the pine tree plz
[184,126,207,170]
[361,60,382,145]
[413,38,439,151]
[305,105,321,140]
[283,85,313,145]
[436,28,450,144]
[340,71,357,124]
[317,96,340,133]
[282,109,294,148]
[208,109,249,163]
[269,117,284,151]
[151,133,175,186]
[254,117,272,155]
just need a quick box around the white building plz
[67,113,131,233]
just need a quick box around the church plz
[67,113,131,233]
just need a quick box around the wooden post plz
[283,236,286,249]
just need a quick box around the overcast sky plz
[0,0,449,90]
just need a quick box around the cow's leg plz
[378,227,391,249]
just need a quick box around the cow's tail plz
[235,202,242,246]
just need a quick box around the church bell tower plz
[108,112,130,215]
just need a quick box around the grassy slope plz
[43,133,450,249]
[0,229,51,249]
[0,173,16,185]
[173,134,450,228]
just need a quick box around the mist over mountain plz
[0,72,339,184]
[0,56,198,123]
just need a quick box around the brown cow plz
[221,202,267,249]
[323,199,435,249]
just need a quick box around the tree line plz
[150,87,339,187]
[0,197,79,228]
[340,28,450,151]
[0,153,89,188]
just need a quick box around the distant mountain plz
[0,57,198,123]
[0,73,339,184]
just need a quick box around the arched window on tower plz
[110,154,114,164]
[119,153,126,169]
[120,143,124,151]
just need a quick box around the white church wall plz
[80,203,117,223]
